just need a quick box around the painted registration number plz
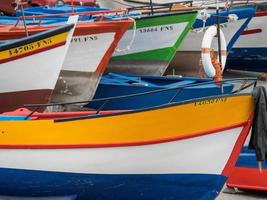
[9,38,53,56]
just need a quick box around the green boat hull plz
[106,11,197,75]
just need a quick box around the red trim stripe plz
[0,121,247,149]
[95,21,132,74]
[222,113,254,177]
[255,11,267,17]
[241,28,262,35]
[0,41,66,64]
[227,167,267,191]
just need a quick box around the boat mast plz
[149,0,154,15]
[15,0,29,37]
[71,0,74,13]
[12,0,29,37]
[216,0,222,69]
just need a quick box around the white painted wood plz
[233,15,267,48]
[179,18,246,51]
[0,25,74,94]
[0,127,242,175]
[63,32,116,72]
[113,22,188,56]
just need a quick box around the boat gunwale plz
[53,92,253,123]
[0,120,249,149]
[16,77,256,122]
[13,6,198,24]
[0,24,74,52]
[129,9,197,20]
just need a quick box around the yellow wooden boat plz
[0,80,257,200]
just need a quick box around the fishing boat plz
[0,78,257,200]
[227,1,267,72]
[168,6,255,75]
[107,10,197,75]
[13,4,199,75]
[0,0,97,15]
[0,10,132,103]
[97,0,187,8]
[0,17,77,113]
[95,1,255,76]
[86,73,234,110]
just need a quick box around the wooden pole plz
[19,0,29,37]
[71,0,74,13]
[149,0,154,15]
[216,0,222,69]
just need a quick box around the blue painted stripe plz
[193,7,255,51]
[227,14,254,51]
[236,147,267,168]
[0,15,65,25]
[227,47,267,72]
[193,8,255,29]
[0,168,226,200]
[15,5,106,16]
[0,116,27,121]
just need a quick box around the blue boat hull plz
[88,74,233,110]
[0,16,65,26]
[89,84,233,110]
[227,47,267,72]
[15,5,106,16]
[0,168,226,200]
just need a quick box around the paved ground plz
[217,186,267,200]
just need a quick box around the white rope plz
[191,9,210,33]
[115,17,136,52]
[14,0,20,10]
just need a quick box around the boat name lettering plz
[8,38,53,56]
[194,98,227,106]
[139,25,174,33]
[71,36,98,43]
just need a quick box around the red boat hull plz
[227,167,267,191]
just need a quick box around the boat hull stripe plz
[0,121,247,149]
[0,41,66,64]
